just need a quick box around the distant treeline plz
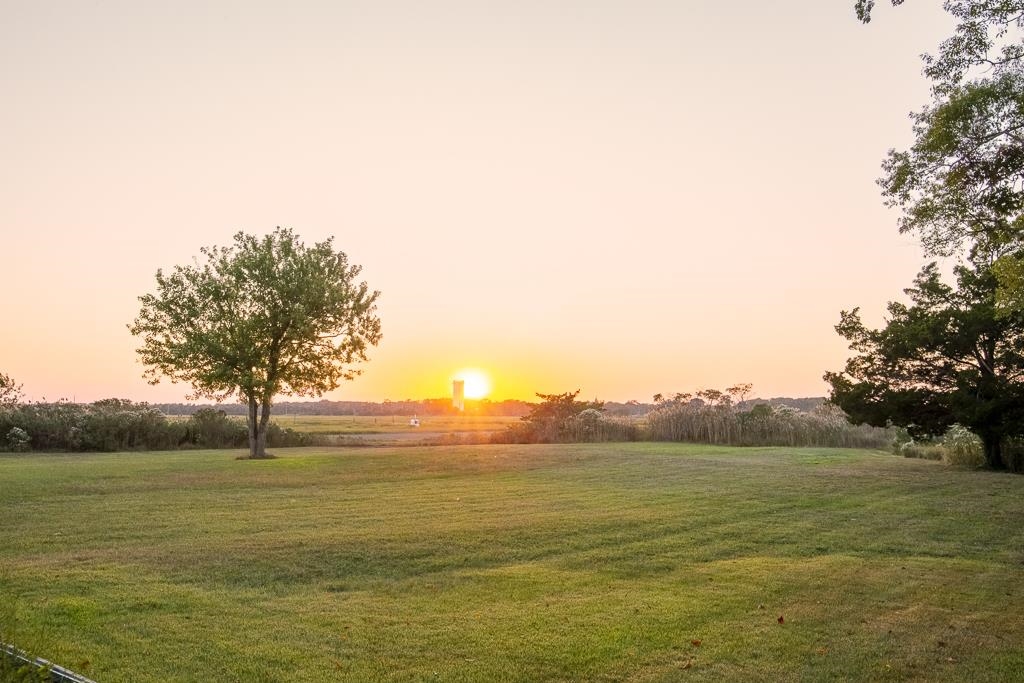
[0,393,855,454]
[153,398,536,417]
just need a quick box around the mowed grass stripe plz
[2,443,1023,681]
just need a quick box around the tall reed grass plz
[644,400,892,448]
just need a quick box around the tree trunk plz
[255,398,272,457]
[247,394,259,458]
[981,433,1006,471]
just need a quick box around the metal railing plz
[1,643,97,683]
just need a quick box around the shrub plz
[188,408,247,448]
[1003,438,1024,473]
[78,399,176,451]
[3,428,30,453]
[0,402,85,451]
[942,424,984,469]
[266,423,317,448]
[0,399,332,453]
[899,441,945,461]
[890,426,913,454]
[500,391,611,443]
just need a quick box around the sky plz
[1,0,955,404]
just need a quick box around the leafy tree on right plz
[0,373,21,408]
[828,2,1024,469]
[855,2,1024,298]
[825,254,1024,470]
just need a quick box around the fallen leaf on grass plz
[691,640,702,647]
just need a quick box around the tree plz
[726,383,754,405]
[514,391,605,442]
[825,254,1024,470]
[857,2,1024,284]
[993,251,1024,313]
[880,71,1024,258]
[856,2,1024,94]
[0,373,22,408]
[523,391,604,425]
[833,2,1024,467]
[130,228,381,458]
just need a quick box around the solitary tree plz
[130,228,381,458]
[825,255,1024,470]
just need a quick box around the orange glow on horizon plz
[452,368,491,400]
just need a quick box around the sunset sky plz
[2,1,953,404]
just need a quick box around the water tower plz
[452,380,465,412]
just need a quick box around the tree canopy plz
[0,372,22,408]
[856,1,1024,94]
[881,70,1024,257]
[130,228,381,458]
[826,255,1024,470]
[857,2,1024,299]
[523,391,604,425]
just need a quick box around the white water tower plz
[452,380,465,411]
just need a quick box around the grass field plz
[2,444,1023,682]
[269,414,521,434]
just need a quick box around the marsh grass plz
[1,444,1023,681]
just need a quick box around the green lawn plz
[1,444,1023,682]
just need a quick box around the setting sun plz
[453,369,491,400]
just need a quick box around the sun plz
[453,369,491,400]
